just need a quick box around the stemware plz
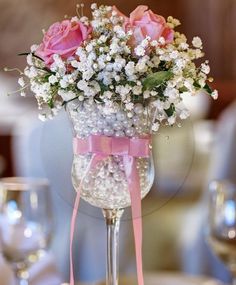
[207,180,236,285]
[0,177,53,285]
[67,99,155,285]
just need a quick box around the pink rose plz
[36,20,92,65]
[114,5,174,47]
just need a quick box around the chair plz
[12,111,109,283]
[179,101,236,284]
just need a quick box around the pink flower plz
[36,20,92,65]
[114,5,174,47]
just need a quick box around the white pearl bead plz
[105,114,116,123]
[103,128,114,136]
[115,131,125,137]
[108,164,116,173]
[116,112,126,121]
[114,171,123,181]
[83,129,90,137]
[113,121,123,130]
[123,120,133,128]
[133,116,141,126]
[91,128,99,134]
[68,99,152,148]
[97,120,107,129]
[87,119,94,127]
[125,127,135,137]
[119,161,124,170]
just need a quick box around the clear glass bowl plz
[66,99,155,209]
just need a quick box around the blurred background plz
[0,0,236,284]
[0,0,236,178]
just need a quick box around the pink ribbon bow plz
[70,134,151,285]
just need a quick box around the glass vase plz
[67,98,155,285]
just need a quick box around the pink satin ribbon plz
[70,135,151,285]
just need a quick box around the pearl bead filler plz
[68,99,153,209]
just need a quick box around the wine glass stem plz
[18,278,29,285]
[103,209,124,285]
[16,269,29,285]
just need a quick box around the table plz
[64,272,227,285]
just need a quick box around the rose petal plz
[162,27,174,43]
[130,5,148,24]
[36,19,92,65]
[148,10,166,24]
[78,22,92,41]
[125,5,174,48]
[132,26,146,45]
[50,20,72,48]
[145,22,165,40]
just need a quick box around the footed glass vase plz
[67,99,155,285]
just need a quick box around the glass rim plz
[0,177,50,191]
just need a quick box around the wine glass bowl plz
[68,98,155,210]
[207,180,236,284]
[72,154,154,209]
[0,177,53,285]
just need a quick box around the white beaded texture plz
[67,99,154,209]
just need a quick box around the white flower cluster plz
[17,3,218,133]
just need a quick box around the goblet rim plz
[0,177,49,191]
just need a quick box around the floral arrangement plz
[7,5,219,285]
[14,3,217,132]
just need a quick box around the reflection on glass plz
[0,177,52,285]
[207,180,236,285]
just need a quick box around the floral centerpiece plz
[17,4,217,124]
[8,3,218,285]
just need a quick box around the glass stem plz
[103,209,124,285]
[17,278,29,285]
[231,270,236,285]
[15,268,29,285]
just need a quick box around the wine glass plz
[207,180,236,285]
[0,177,53,285]
[67,99,155,285]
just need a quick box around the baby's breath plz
[11,3,217,129]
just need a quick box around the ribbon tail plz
[124,155,144,285]
[69,189,80,285]
[69,154,107,285]
[69,154,105,285]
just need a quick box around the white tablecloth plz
[63,272,227,285]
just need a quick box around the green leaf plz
[47,98,54,109]
[94,95,103,103]
[179,86,189,93]
[99,82,109,93]
[165,103,175,117]
[143,71,173,90]
[193,81,201,89]
[203,83,213,94]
